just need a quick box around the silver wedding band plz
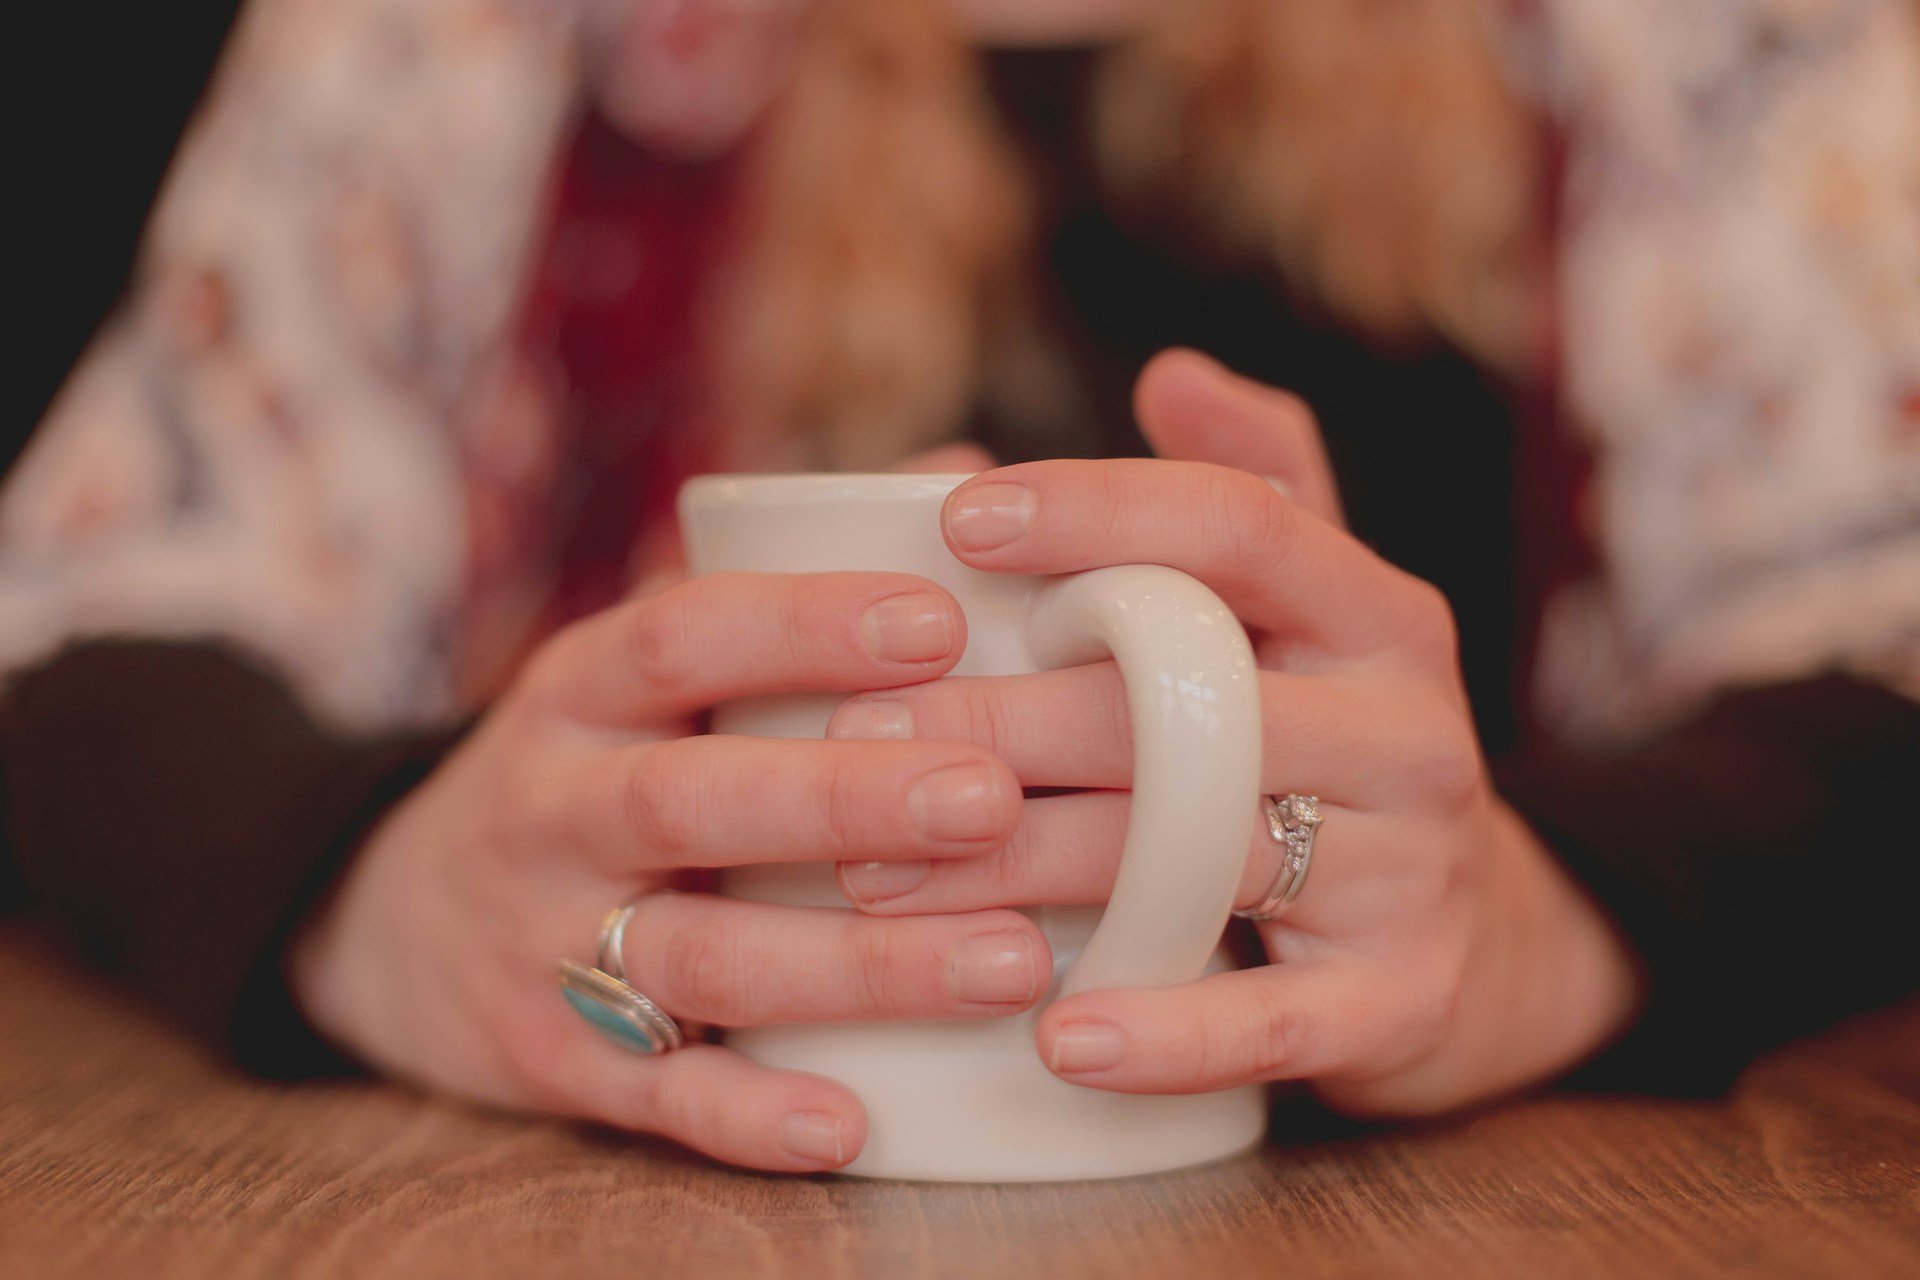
[558,896,684,1054]
[1233,793,1322,922]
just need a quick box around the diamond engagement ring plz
[1232,794,1322,921]
[558,898,684,1054]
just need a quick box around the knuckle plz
[1244,997,1311,1080]
[1401,957,1467,1064]
[513,626,599,718]
[501,747,568,846]
[1237,474,1304,583]
[766,578,813,672]
[624,1074,671,1134]
[514,639,572,710]
[1270,387,1318,435]
[625,587,699,691]
[1404,713,1485,809]
[642,1071,715,1143]
[956,684,1015,758]
[658,918,742,1021]
[1195,991,1308,1085]
[989,826,1040,898]
[1185,468,1248,557]
[1394,577,1462,671]
[624,744,698,862]
[817,754,876,852]
[1087,471,1135,548]
[1410,845,1465,907]
[845,921,914,1018]
[1187,1011,1243,1085]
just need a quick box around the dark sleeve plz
[0,639,466,1076]
[1495,674,1920,1093]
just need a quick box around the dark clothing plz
[1502,676,1920,1090]
[0,642,458,1076]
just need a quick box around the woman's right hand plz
[287,571,1044,1171]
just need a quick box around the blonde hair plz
[1097,0,1539,364]
[713,0,1538,467]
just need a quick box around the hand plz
[289,564,1047,1172]
[828,350,1640,1116]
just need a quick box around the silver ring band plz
[1233,794,1322,922]
[558,896,684,1054]
[596,901,636,983]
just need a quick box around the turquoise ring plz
[559,959,684,1055]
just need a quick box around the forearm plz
[1479,800,1640,1097]
[1496,675,1920,1092]
[0,639,463,1075]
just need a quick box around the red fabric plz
[513,111,742,628]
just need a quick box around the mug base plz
[726,1016,1270,1183]
[831,1124,1268,1184]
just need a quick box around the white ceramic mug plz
[678,473,1268,1182]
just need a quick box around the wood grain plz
[1,926,1915,1279]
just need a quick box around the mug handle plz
[1024,565,1261,999]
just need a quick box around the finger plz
[827,663,1474,804]
[892,441,995,474]
[838,789,1382,919]
[531,571,966,725]
[571,735,1021,870]
[620,893,1052,1024]
[1036,962,1381,1094]
[560,1040,869,1172]
[940,459,1436,655]
[1134,349,1346,527]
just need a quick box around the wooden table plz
[1,927,1915,1279]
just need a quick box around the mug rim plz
[679,472,976,510]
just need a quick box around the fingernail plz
[945,482,1034,552]
[950,932,1038,1003]
[1265,475,1294,500]
[861,592,953,663]
[779,1111,846,1165]
[1048,1020,1126,1073]
[907,764,1005,841]
[828,698,913,740]
[840,859,931,904]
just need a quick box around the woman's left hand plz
[828,350,1641,1116]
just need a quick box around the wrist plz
[1493,801,1643,1084]
[283,778,435,1064]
